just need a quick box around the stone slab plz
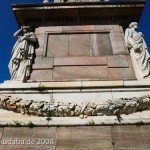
[0,125,149,150]
[1,127,56,150]
[56,126,113,150]
[96,33,113,56]
[35,26,63,34]
[54,56,107,66]
[124,80,150,86]
[35,33,45,56]
[33,64,53,69]
[107,55,129,68]
[33,57,54,69]
[95,25,120,31]
[41,81,81,88]
[108,68,136,80]
[53,66,108,80]
[69,34,91,56]
[30,70,53,81]
[62,25,96,32]
[0,108,150,126]
[110,31,127,55]
[53,91,112,102]
[2,80,150,89]
[47,34,68,57]
[111,88,150,100]
[82,81,123,87]
[111,125,150,150]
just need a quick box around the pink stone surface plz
[47,34,69,57]
[62,25,96,32]
[107,55,129,68]
[30,70,53,81]
[54,56,107,66]
[108,68,136,80]
[110,31,127,55]
[53,66,108,80]
[69,34,91,56]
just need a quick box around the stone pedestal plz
[3,0,149,125]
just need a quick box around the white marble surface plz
[0,109,150,126]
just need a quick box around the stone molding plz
[0,94,150,117]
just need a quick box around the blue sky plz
[0,0,149,83]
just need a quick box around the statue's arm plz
[20,33,37,43]
[13,28,22,38]
[25,34,37,43]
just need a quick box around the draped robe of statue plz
[8,30,37,81]
[125,24,150,80]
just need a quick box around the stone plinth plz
[28,25,136,82]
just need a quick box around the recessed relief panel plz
[46,33,113,57]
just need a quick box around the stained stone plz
[56,127,113,150]
[107,55,129,68]
[111,126,150,150]
[54,56,107,66]
[108,68,136,80]
[1,127,56,150]
[47,34,69,57]
[53,66,108,80]
[69,34,91,56]
[30,70,53,81]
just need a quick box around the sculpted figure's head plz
[129,22,138,29]
[22,26,30,33]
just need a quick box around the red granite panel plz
[69,34,91,56]
[108,68,136,80]
[33,64,53,69]
[54,56,107,66]
[33,57,54,69]
[96,33,113,56]
[47,34,69,57]
[56,127,113,150]
[30,70,53,81]
[126,55,134,69]
[107,55,129,68]
[35,26,63,34]
[1,127,56,150]
[53,66,108,80]
[95,25,120,31]
[135,126,150,150]
[112,125,149,150]
[62,25,95,32]
[110,31,127,54]
[0,128,3,141]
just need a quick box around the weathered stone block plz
[33,57,54,69]
[53,66,108,80]
[108,68,136,80]
[54,56,107,66]
[47,34,69,57]
[30,70,53,81]
[107,55,129,68]
[69,34,91,56]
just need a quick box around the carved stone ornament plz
[125,22,150,80]
[8,26,37,82]
[0,94,150,117]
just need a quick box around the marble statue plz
[8,26,37,81]
[125,22,150,80]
